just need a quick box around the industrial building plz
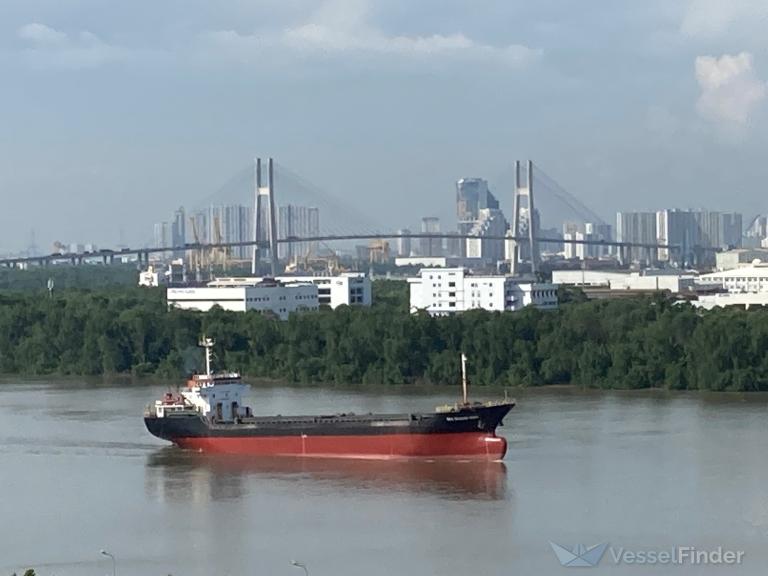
[138,261,185,287]
[714,249,768,271]
[274,273,371,308]
[395,256,474,268]
[207,273,371,309]
[167,279,319,320]
[692,292,768,310]
[552,269,698,293]
[408,267,558,315]
[699,261,768,294]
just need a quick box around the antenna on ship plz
[199,336,215,377]
[461,353,469,406]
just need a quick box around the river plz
[1,380,767,575]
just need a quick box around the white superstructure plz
[408,267,558,315]
[149,337,250,422]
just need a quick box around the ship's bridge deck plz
[187,372,244,388]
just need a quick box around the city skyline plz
[2,1,768,253]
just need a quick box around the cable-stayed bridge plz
[0,158,678,270]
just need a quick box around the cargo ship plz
[144,338,513,460]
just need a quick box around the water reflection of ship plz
[145,448,508,502]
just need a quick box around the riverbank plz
[1,286,767,391]
[5,374,768,408]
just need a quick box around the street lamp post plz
[100,549,116,576]
[290,560,309,576]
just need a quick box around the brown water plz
[1,380,767,575]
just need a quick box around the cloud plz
[17,22,132,69]
[680,0,768,39]
[18,23,67,46]
[201,0,540,67]
[695,52,766,128]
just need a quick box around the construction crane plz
[211,215,230,271]
[284,243,346,275]
[189,216,206,281]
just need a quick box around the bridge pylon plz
[508,160,540,276]
[251,157,279,276]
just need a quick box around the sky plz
[1,0,768,253]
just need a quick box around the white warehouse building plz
[167,273,371,320]
[276,273,371,308]
[167,279,319,320]
[207,273,371,309]
[698,261,768,294]
[552,269,697,293]
[408,267,558,315]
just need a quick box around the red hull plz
[175,432,507,460]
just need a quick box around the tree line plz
[1,280,767,391]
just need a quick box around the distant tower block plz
[251,157,280,276]
[508,160,540,276]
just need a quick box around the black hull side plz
[145,403,514,442]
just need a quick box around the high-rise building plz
[456,178,499,222]
[153,221,171,249]
[616,212,657,265]
[278,204,320,260]
[444,232,463,258]
[745,215,768,248]
[465,209,506,261]
[619,209,742,268]
[420,217,442,257]
[208,204,252,260]
[656,209,742,267]
[564,222,612,260]
[456,178,501,258]
[171,207,186,258]
[396,229,412,257]
[152,221,171,261]
[189,210,209,244]
[562,222,581,260]
[656,209,695,266]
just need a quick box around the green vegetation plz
[1,281,768,391]
[0,264,138,290]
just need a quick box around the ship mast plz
[461,352,468,405]
[200,337,215,377]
